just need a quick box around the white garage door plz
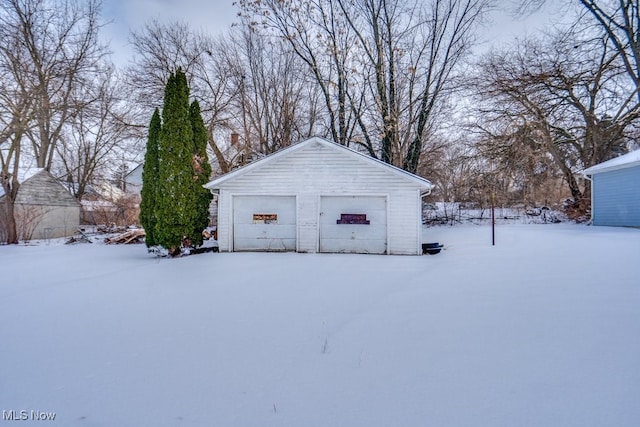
[233,196,297,251]
[319,196,387,254]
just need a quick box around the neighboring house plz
[124,163,143,196]
[0,169,80,240]
[79,180,141,226]
[583,149,640,227]
[204,136,434,255]
[80,199,119,225]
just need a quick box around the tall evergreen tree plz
[154,69,196,254]
[190,100,213,247]
[140,108,161,247]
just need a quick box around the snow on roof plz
[0,168,45,198]
[582,150,640,175]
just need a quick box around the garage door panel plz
[320,196,387,254]
[233,224,297,238]
[320,238,385,254]
[234,237,296,251]
[320,224,385,239]
[233,196,296,251]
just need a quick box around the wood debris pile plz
[105,229,146,244]
[65,232,93,244]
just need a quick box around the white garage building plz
[204,137,433,255]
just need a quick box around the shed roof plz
[204,136,434,191]
[583,150,640,175]
[0,168,45,198]
[1,168,79,207]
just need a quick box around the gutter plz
[421,184,434,197]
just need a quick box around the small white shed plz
[204,137,433,255]
[0,169,80,240]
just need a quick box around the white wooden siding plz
[214,140,425,254]
[297,193,318,253]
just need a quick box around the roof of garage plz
[204,136,434,191]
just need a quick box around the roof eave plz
[204,136,434,190]
[582,160,640,176]
[204,138,315,189]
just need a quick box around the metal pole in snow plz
[491,192,495,246]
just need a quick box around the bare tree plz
[218,26,320,162]
[0,79,31,243]
[579,0,640,99]
[517,0,640,99]
[127,20,240,174]
[0,0,108,244]
[127,20,215,108]
[238,0,364,148]
[471,28,640,208]
[239,0,490,173]
[341,0,490,172]
[3,0,108,170]
[420,141,475,204]
[55,67,139,201]
[127,19,325,175]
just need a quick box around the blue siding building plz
[583,150,640,227]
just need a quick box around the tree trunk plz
[403,135,422,174]
[207,127,230,174]
[1,193,19,244]
[564,169,583,202]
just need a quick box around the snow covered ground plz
[1,224,639,427]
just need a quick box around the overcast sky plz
[100,0,566,67]
[101,0,241,65]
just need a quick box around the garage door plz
[233,196,296,251]
[319,196,387,254]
